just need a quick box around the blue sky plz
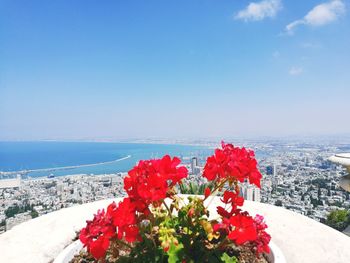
[1,0,349,140]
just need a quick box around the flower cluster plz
[79,203,116,259]
[79,142,271,262]
[124,155,187,213]
[80,155,188,260]
[253,215,271,255]
[203,142,262,187]
[205,143,270,254]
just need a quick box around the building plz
[273,164,278,189]
[241,183,261,202]
[191,157,199,175]
[266,166,273,175]
[0,175,21,189]
[254,187,261,202]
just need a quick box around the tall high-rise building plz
[191,157,198,174]
[245,186,254,201]
[240,183,260,202]
[253,187,261,202]
[273,163,278,188]
[266,166,273,175]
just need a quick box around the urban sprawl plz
[1,141,349,235]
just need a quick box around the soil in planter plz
[69,250,95,263]
[236,246,269,263]
[69,246,270,263]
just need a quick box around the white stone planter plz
[266,241,287,263]
[53,195,286,263]
[54,240,286,263]
[53,240,83,263]
[329,153,350,192]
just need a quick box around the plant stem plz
[212,236,230,252]
[203,179,227,201]
[116,238,133,250]
[148,219,158,249]
[162,200,173,219]
[204,179,228,209]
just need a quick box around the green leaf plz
[167,242,184,263]
[220,253,238,263]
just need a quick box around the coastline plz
[0,142,212,178]
[24,171,128,182]
[0,139,216,148]
[0,155,132,176]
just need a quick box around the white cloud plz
[235,0,282,21]
[286,0,346,34]
[289,66,304,76]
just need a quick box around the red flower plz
[159,155,188,186]
[216,206,233,219]
[89,235,110,260]
[227,213,258,245]
[213,217,231,233]
[253,215,271,255]
[187,207,195,217]
[124,155,188,211]
[112,198,136,227]
[204,187,211,198]
[203,152,226,181]
[203,142,262,188]
[216,190,245,218]
[79,199,141,260]
[79,147,270,262]
[79,202,117,259]
[221,190,244,208]
[111,198,141,243]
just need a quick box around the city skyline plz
[1,0,350,140]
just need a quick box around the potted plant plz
[56,142,286,263]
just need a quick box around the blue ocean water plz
[0,142,212,177]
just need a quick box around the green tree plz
[275,200,283,207]
[5,204,21,218]
[5,200,33,218]
[326,209,350,231]
[30,210,39,218]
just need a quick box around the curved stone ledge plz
[329,153,350,167]
[0,197,350,263]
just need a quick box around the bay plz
[0,141,212,177]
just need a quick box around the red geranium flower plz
[124,155,188,211]
[216,190,245,218]
[213,217,231,233]
[203,142,262,188]
[227,213,258,245]
[111,198,141,243]
[204,187,211,198]
[89,235,110,260]
[78,145,271,262]
[79,202,117,259]
[253,215,271,255]
[221,190,244,208]
[79,199,142,260]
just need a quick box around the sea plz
[0,141,213,178]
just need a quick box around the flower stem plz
[162,200,173,219]
[116,238,133,250]
[204,179,228,208]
